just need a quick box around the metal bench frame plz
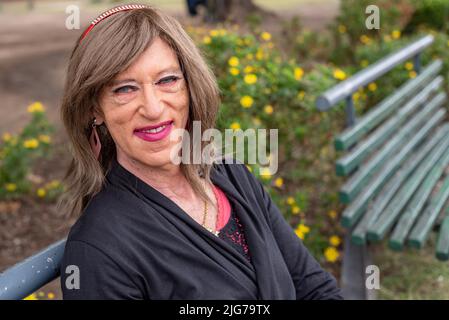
[316,35,440,299]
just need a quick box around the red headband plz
[79,4,150,43]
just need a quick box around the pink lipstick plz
[134,120,173,142]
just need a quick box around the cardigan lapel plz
[210,164,291,299]
[107,159,262,298]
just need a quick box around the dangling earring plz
[89,118,102,160]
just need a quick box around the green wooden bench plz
[317,35,449,298]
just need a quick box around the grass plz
[373,233,449,300]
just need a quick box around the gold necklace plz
[202,199,219,237]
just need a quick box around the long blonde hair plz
[59,6,220,218]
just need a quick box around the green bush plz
[405,0,449,33]
[0,102,57,200]
[188,27,347,263]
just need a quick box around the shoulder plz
[64,183,151,254]
[211,158,269,207]
[212,158,263,191]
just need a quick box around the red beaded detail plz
[212,185,251,261]
[80,4,149,43]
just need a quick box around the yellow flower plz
[353,92,360,102]
[333,68,346,80]
[287,197,295,205]
[256,49,264,60]
[260,167,272,180]
[274,177,283,188]
[246,53,254,60]
[244,74,258,85]
[240,95,254,108]
[202,36,211,44]
[23,138,39,149]
[47,292,55,299]
[295,229,305,240]
[391,30,401,40]
[405,62,414,71]
[329,235,342,247]
[324,247,340,262]
[229,67,240,76]
[260,31,272,41]
[2,132,12,142]
[360,35,371,45]
[5,183,17,192]
[360,60,369,67]
[209,29,219,37]
[37,188,46,198]
[244,65,254,73]
[409,71,417,79]
[297,91,305,100]
[368,82,377,92]
[230,122,241,130]
[23,293,38,300]
[38,134,51,144]
[244,37,253,45]
[328,210,337,219]
[27,102,45,113]
[295,223,309,239]
[228,56,239,67]
[298,223,310,233]
[46,180,60,189]
[263,105,273,115]
[294,67,304,81]
[338,24,346,33]
[292,206,301,215]
[252,117,262,126]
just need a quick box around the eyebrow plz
[109,66,183,87]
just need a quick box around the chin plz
[138,149,175,168]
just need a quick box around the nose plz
[139,83,164,119]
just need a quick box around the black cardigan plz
[60,158,343,299]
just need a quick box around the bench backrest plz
[316,35,449,256]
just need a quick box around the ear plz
[93,111,105,125]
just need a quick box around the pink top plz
[212,184,231,230]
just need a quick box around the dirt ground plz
[0,1,338,299]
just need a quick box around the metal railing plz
[0,239,66,300]
[316,35,434,126]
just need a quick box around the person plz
[58,4,343,300]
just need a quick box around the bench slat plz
[367,135,449,242]
[336,76,443,176]
[350,125,449,245]
[340,107,447,227]
[436,215,449,261]
[339,93,446,204]
[388,144,449,250]
[334,60,443,151]
[408,175,449,249]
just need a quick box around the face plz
[96,37,190,170]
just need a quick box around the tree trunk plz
[206,0,277,23]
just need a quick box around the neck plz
[117,154,197,200]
